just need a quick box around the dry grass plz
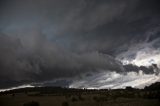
[0,93,160,106]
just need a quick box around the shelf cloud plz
[0,0,160,89]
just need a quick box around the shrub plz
[61,101,69,106]
[78,95,85,101]
[93,96,100,102]
[93,96,108,102]
[71,97,78,102]
[23,101,39,106]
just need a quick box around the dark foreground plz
[0,82,160,106]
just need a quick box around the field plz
[0,86,160,106]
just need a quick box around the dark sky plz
[0,0,160,89]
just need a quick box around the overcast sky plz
[0,0,160,89]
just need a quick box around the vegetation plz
[23,101,39,106]
[61,101,69,106]
[0,82,160,106]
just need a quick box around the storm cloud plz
[0,0,160,89]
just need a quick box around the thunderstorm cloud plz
[0,0,160,89]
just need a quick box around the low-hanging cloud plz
[0,31,124,89]
[0,0,160,89]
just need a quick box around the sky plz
[0,0,160,90]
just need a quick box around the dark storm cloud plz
[0,0,160,88]
[0,32,123,88]
[123,64,159,74]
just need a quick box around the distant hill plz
[144,82,160,90]
[1,82,160,94]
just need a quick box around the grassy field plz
[0,91,160,106]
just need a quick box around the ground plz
[0,90,160,106]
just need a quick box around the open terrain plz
[0,82,160,106]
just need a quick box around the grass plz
[0,92,160,106]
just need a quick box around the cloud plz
[0,0,160,89]
[123,64,159,74]
[69,71,160,89]
[0,32,124,89]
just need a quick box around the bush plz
[93,96,108,102]
[61,101,69,106]
[71,97,78,102]
[78,95,85,101]
[93,96,100,102]
[23,101,39,106]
